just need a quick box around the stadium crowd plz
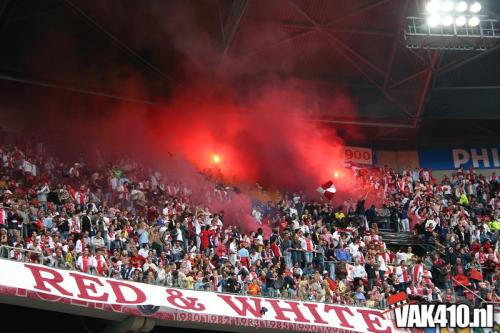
[0,144,499,310]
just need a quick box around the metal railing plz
[0,245,44,265]
[452,276,500,307]
[0,248,385,310]
[405,16,500,50]
[1,245,496,312]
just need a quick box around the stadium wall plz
[374,147,500,176]
[375,150,419,172]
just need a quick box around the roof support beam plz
[263,21,395,37]
[437,43,500,76]
[309,118,413,128]
[404,43,432,66]
[325,0,392,26]
[320,32,388,78]
[244,29,315,58]
[288,1,393,82]
[389,68,428,89]
[325,27,395,38]
[217,0,226,45]
[288,0,410,118]
[434,85,500,91]
[222,0,248,56]
[322,31,413,118]
[0,73,161,105]
[59,0,176,85]
[413,51,439,127]
[372,127,402,139]
[287,0,318,28]
[384,0,410,89]
[239,114,413,128]
[430,51,445,90]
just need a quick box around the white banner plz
[345,146,373,165]
[0,259,408,333]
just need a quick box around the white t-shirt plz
[138,248,149,259]
[352,265,367,278]
[377,255,387,271]
[395,251,408,265]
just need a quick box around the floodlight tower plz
[405,1,500,50]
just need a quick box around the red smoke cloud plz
[142,78,359,233]
[2,1,375,233]
[148,79,352,194]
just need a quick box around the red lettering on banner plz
[217,295,262,318]
[302,303,329,324]
[357,309,390,333]
[24,264,72,296]
[266,299,310,323]
[324,305,355,329]
[165,288,205,311]
[107,280,146,304]
[68,273,109,302]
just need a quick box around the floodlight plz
[442,16,454,26]
[456,1,468,12]
[426,0,441,13]
[468,16,480,26]
[427,15,441,27]
[441,1,454,12]
[455,16,467,26]
[470,2,481,13]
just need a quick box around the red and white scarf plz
[412,263,423,283]
[81,255,89,273]
[305,239,313,252]
[96,255,104,275]
[402,266,409,282]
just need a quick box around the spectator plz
[0,143,497,312]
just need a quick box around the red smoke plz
[2,1,376,233]
[147,79,352,193]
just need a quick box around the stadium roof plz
[0,0,499,149]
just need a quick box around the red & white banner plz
[0,259,408,333]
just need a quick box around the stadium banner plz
[419,147,500,170]
[344,146,373,165]
[0,259,409,333]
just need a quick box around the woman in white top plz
[377,252,387,283]
[352,260,367,287]
[229,239,238,266]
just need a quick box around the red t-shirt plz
[200,230,215,250]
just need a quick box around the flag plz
[387,292,409,309]
[382,291,416,314]
[469,267,483,281]
[317,181,336,200]
[452,275,471,287]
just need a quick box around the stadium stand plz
[1,143,499,313]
